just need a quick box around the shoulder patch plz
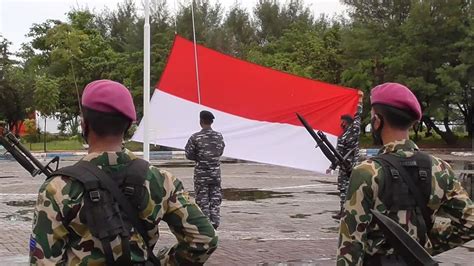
[29,235,36,253]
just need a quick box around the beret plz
[370,82,422,120]
[200,110,215,120]
[82,80,136,121]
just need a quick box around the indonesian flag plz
[133,35,360,173]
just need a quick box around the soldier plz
[328,91,363,220]
[185,111,225,230]
[0,121,5,136]
[30,80,217,265]
[337,82,474,265]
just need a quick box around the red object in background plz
[16,112,36,136]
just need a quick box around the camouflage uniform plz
[337,139,474,265]
[185,128,225,228]
[332,102,363,209]
[30,149,217,265]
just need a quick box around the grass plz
[124,141,170,152]
[21,133,471,152]
[414,135,472,149]
[25,140,85,152]
[124,141,145,151]
[360,132,472,149]
[23,140,164,152]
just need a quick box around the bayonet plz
[296,113,351,172]
[371,210,438,266]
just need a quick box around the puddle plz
[304,191,339,196]
[290,214,311,219]
[287,259,319,263]
[5,214,32,222]
[280,229,297,233]
[229,210,260,215]
[4,209,34,222]
[222,188,293,201]
[314,210,339,215]
[320,226,339,233]
[17,209,34,215]
[5,200,36,207]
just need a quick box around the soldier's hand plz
[358,90,364,102]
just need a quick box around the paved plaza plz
[1,154,473,265]
[0,159,341,265]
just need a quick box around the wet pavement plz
[0,159,341,265]
[1,156,473,265]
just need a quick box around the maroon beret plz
[82,80,136,121]
[370,83,422,120]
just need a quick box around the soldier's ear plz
[371,114,382,130]
[377,114,385,130]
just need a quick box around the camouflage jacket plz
[332,102,363,172]
[185,128,225,184]
[30,149,218,265]
[337,139,474,265]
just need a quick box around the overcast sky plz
[1,0,347,52]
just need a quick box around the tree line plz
[0,0,472,145]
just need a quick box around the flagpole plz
[173,0,178,34]
[143,0,150,161]
[190,0,201,104]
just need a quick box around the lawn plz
[25,140,85,151]
[23,140,162,152]
[21,133,471,152]
[360,133,471,149]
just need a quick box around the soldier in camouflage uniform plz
[185,111,225,230]
[337,83,474,265]
[30,80,217,265]
[328,91,363,219]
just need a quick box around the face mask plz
[371,115,384,146]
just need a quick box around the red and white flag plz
[133,36,360,173]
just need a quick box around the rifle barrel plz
[5,133,53,177]
[316,131,350,170]
[296,113,338,166]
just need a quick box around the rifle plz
[0,129,59,178]
[371,210,438,265]
[296,113,352,173]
